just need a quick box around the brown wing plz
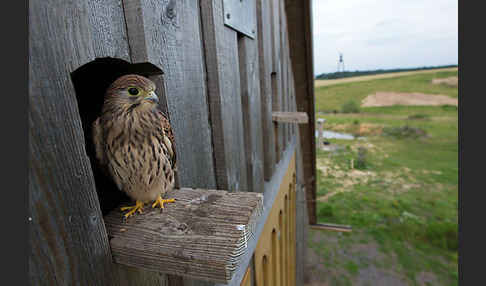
[92,117,106,166]
[158,111,177,169]
[92,117,124,191]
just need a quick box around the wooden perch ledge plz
[272,111,309,124]
[104,188,263,283]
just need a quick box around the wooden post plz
[285,0,317,225]
[317,118,325,149]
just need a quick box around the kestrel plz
[92,74,176,218]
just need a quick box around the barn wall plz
[29,0,120,285]
[29,0,310,285]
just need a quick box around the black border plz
[458,1,483,285]
[1,0,28,285]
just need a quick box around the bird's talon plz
[152,196,175,209]
[121,200,144,218]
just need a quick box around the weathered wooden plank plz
[105,188,264,283]
[270,0,284,163]
[294,112,308,286]
[28,1,118,285]
[272,112,309,124]
[117,265,169,286]
[200,0,248,192]
[238,34,265,193]
[86,0,131,60]
[310,223,353,233]
[122,0,217,189]
[279,0,289,152]
[256,0,276,181]
[285,0,316,225]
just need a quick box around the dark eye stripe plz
[128,87,139,95]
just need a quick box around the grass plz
[309,69,458,285]
[315,70,458,113]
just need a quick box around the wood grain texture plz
[256,0,276,181]
[284,0,316,225]
[270,0,284,164]
[117,265,169,286]
[238,34,265,194]
[105,188,264,283]
[294,117,308,286]
[200,0,248,192]
[272,112,309,124]
[29,1,119,285]
[86,0,131,60]
[122,0,217,189]
[279,0,288,152]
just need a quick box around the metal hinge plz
[223,0,256,39]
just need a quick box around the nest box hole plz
[70,57,164,215]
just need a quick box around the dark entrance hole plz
[71,57,164,215]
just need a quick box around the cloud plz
[312,0,458,75]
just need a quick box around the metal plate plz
[223,0,256,39]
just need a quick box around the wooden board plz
[105,188,264,283]
[256,0,276,181]
[270,0,284,164]
[239,267,252,286]
[310,223,353,233]
[200,0,248,192]
[86,0,131,60]
[122,0,217,189]
[279,0,288,153]
[238,34,265,193]
[272,112,309,124]
[285,0,317,225]
[28,1,118,285]
[254,152,296,286]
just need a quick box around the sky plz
[312,0,458,76]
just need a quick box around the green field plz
[307,70,458,285]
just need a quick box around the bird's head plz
[104,74,159,112]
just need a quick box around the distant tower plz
[337,52,345,72]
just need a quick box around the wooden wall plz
[29,0,312,285]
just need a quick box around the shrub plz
[408,114,430,120]
[423,221,458,251]
[441,104,457,111]
[382,125,427,139]
[318,204,334,218]
[341,100,361,113]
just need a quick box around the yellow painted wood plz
[240,267,252,286]
[254,152,296,286]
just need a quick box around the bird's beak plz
[145,91,159,103]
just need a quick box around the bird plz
[92,74,176,218]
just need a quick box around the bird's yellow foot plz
[152,196,175,209]
[120,200,144,218]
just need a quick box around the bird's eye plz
[128,87,139,96]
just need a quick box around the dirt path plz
[362,92,458,107]
[317,190,346,202]
[315,67,458,87]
